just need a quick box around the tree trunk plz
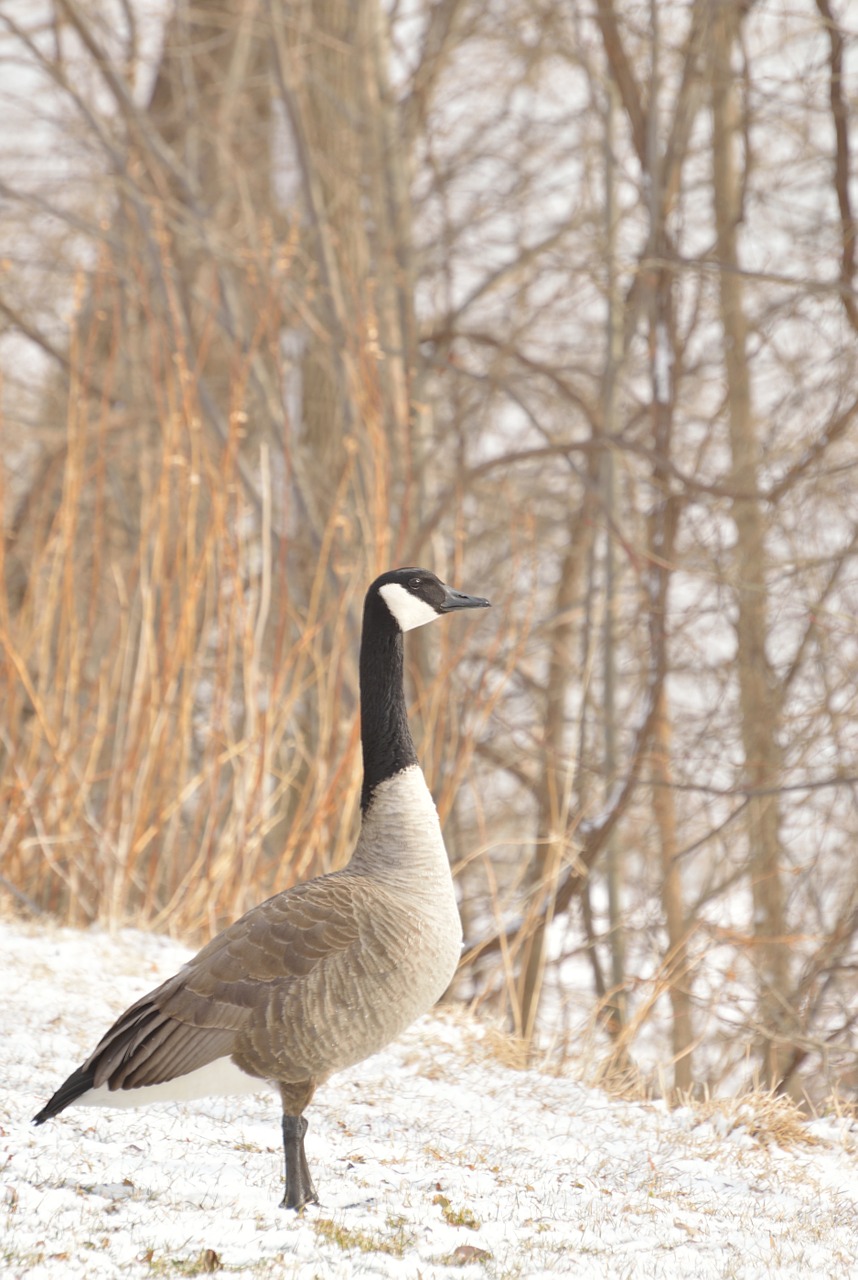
[710,0,791,1089]
[651,690,694,1095]
[273,0,418,557]
[517,473,599,1048]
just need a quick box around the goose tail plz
[33,1064,96,1124]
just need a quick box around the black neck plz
[359,593,418,812]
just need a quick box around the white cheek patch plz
[379,583,440,631]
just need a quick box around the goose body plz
[33,568,490,1209]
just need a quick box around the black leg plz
[280,1113,319,1211]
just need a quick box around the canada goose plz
[33,567,490,1210]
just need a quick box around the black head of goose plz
[33,567,490,1211]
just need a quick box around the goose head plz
[372,567,490,633]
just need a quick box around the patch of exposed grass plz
[312,1216,413,1256]
[479,1026,531,1072]
[433,1193,481,1229]
[693,1092,826,1150]
[141,1247,223,1275]
[1,1249,47,1271]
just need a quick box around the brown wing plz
[37,873,372,1113]
[175,872,364,999]
[158,871,416,1084]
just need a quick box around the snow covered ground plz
[1,919,857,1279]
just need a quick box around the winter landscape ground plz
[1,919,857,1279]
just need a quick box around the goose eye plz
[409,576,423,589]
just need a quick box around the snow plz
[2,920,857,1279]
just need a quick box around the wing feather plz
[35,868,417,1117]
